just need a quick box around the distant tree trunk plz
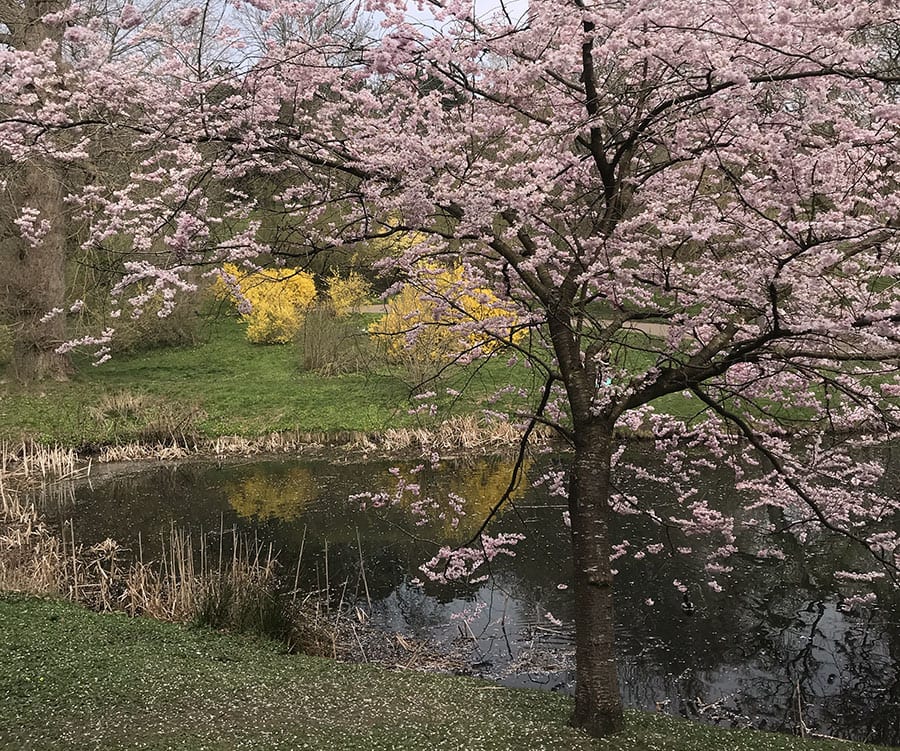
[0,0,72,382]
[568,419,625,736]
[0,160,71,383]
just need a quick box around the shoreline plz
[4,594,892,751]
[0,417,559,484]
[3,419,896,487]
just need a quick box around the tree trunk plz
[1,160,71,382]
[0,0,72,383]
[568,420,625,736]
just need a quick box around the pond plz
[31,450,900,745]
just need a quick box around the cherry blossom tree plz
[245,2,900,736]
[0,0,263,378]
[5,0,900,738]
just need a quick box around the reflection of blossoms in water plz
[225,467,318,520]
[450,601,486,624]
[534,469,568,499]
[545,611,563,627]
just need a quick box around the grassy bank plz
[0,314,806,454]
[0,594,894,751]
[0,317,546,448]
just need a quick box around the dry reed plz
[1,414,553,475]
[0,484,339,653]
[0,441,89,482]
[0,482,65,595]
[1,483,475,671]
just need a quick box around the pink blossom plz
[178,7,203,26]
[545,611,563,627]
[118,4,143,29]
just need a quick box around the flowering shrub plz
[326,271,371,317]
[368,265,523,377]
[216,263,316,344]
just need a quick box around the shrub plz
[296,304,373,376]
[216,263,317,344]
[95,289,208,354]
[326,271,371,317]
[368,265,524,380]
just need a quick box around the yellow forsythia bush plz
[216,263,317,344]
[369,265,523,371]
[326,271,371,316]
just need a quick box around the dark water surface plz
[33,452,900,745]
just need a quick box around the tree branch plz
[460,374,558,548]
[690,385,898,582]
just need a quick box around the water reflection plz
[32,455,900,745]
[225,466,318,520]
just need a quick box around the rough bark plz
[0,0,72,382]
[0,159,71,382]
[546,300,625,737]
[568,420,625,736]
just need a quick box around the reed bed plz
[2,416,552,470]
[0,483,66,595]
[364,415,554,454]
[97,442,194,463]
[0,485,460,669]
[0,441,89,482]
[96,417,553,464]
[0,485,324,647]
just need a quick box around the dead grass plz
[87,389,207,447]
[0,441,87,482]
[91,416,554,463]
[0,484,65,595]
[365,415,553,454]
[0,485,323,645]
[0,485,455,668]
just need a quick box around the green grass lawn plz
[0,317,545,446]
[0,314,830,449]
[0,594,895,751]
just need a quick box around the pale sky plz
[398,0,528,27]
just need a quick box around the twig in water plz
[324,538,330,609]
[356,526,372,609]
[292,525,307,605]
[350,623,368,663]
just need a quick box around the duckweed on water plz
[0,595,895,751]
